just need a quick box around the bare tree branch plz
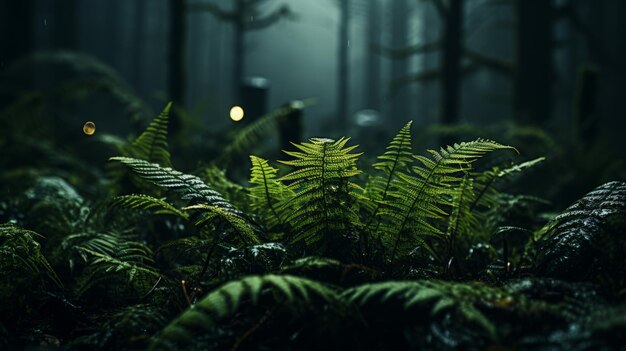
[245,5,295,31]
[464,49,514,75]
[388,63,479,95]
[187,2,237,22]
[430,0,448,18]
[372,40,441,59]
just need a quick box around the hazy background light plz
[230,106,244,122]
[83,121,96,135]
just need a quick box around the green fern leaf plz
[110,194,188,218]
[249,155,293,229]
[124,102,172,167]
[278,137,363,248]
[218,100,315,165]
[76,244,161,297]
[109,157,235,209]
[344,280,501,340]
[0,223,63,291]
[150,274,342,350]
[472,156,545,210]
[380,139,516,261]
[184,204,259,245]
[363,121,413,225]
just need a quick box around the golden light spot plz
[83,121,96,135]
[229,105,244,122]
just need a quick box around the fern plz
[362,122,413,233]
[366,121,414,213]
[197,164,249,206]
[218,100,314,165]
[76,246,161,298]
[123,102,172,167]
[0,223,63,292]
[111,157,260,245]
[535,181,626,289]
[344,280,502,339]
[472,157,545,211]
[446,174,481,250]
[110,157,236,210]
[68,304,167,350]
[110,194,187,218]
[184,204,259,245]
[278,138,363,248]
[248,155,292,229]
[379,139,517,262]
[150,274,343,350]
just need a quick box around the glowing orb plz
[229,106,244,122]
[83,121,96,135]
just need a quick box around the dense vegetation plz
[0,102,625,351]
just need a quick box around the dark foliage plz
[0,102,624,351]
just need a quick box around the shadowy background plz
[1,0,625,206]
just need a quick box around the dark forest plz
[0,0,625,350]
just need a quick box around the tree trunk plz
[52,0,77,50]
[440,0,463,145]
[168,0,186,133]
[514,0,553,126]
[233,0,245,103]
[132,0,146,93]
[0,0,35,109]
[390,0,409,124]
[337,0,350,133]
[365,0,381,111]
[0,0,35,67]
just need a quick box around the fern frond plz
[278,138,363,248]
[344,280,502,339]
[0,223,63,290]
[363,121,413,221]
[150,274,342,350]
[218,100,315,165]
[535,181,626,287]
[110,194,187,218]
[198,164,249,207]
[249,155,293,229]
[184,204,260,245]
[473,156,545,210]
[124,102,172,167]
[109,157,235,209]
[380,139,516,261]
[446,174,481,244]
[76,246,161,297]
[69,304,167,350]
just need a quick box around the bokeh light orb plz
[83,121,96,135]
[229,106,244,122]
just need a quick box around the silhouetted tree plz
[513,0,552,126]
[132,0,146,92]
[52,0,77,50]
[364,0,382,111]
[169,0,186,107]
[188,0,294,102]
[337,0,350,133]
[0,0,35,67]
[390,0,410,123]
